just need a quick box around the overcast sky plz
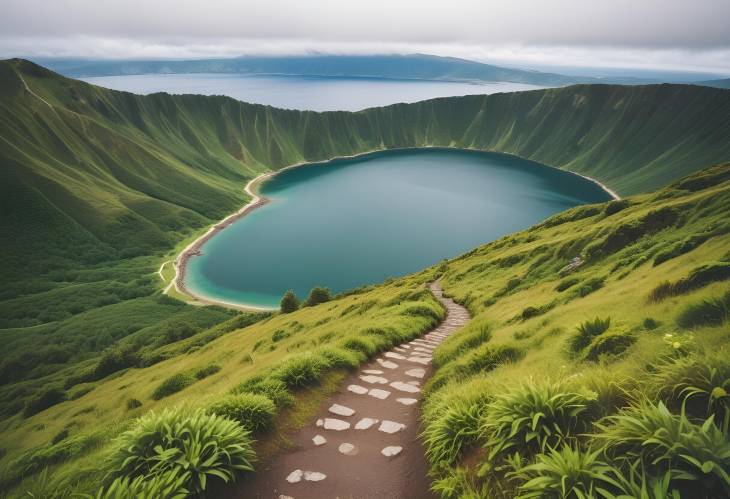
[1,0,729,74]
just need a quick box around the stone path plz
[237,282,470,499]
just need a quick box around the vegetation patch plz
[583,330,637,361]
[152,373,195,400]
[208,393,276,434]
[676,288,730,328]
[648,262,730,302]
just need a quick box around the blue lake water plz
[186,149,611,309]
[80,73,544,111]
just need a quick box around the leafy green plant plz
[480,381,593,465]
[676,288,730,328]
[279,290,300,313]
[108,408,255,494]
[593,400,730,497]
[193,364,221,380]
[508,446,617,499]
[422,399,485,466]
[208,393,276,434]
[602,462,681,499]
[583,331,637,361]
[85,471,190,499]
[151,373,195,400]
[569,317,611,353]
[303,286,332,307]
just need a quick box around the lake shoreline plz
[168,146,619,310]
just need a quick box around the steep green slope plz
[1,164,727,497]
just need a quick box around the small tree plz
[304,286,332,307]
[280,290,300,313]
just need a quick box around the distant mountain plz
[37,53,590,86]
[694,78,730,89]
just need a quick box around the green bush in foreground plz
[86,471,189,499]
[108,408,255,494]
[509,446,617,499]
[151,373,195,400]
[480,381,593,465]
[423,399,485,466]
[209,393,276,434]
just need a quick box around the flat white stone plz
[355,417,379,430]
[407,356,431,365]
[368,388,391,399]
[360,375,388,384]
[405,368,426,379]
[384,352,406,360]
[394,347,407,353]
[376,359,399,369]
[304,471,327,482]
[347,384,368,394]
[363,369,384,375]
[396,397,418,406]
[379,420,406,434]
[414,347,433,353]
[338,442,358,456]
[400,344,411,349]
[316,418,323,427]
[312,434,327,446]
[390,381,420,393]
[406,380,421,386]
[329,404,355,417]
[410,351,431,357]
[286,469,303,483]
[323,418,350,430]
[381,446,403,457]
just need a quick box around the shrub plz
[209,393,276,434]
[109,409,255,494]
[653,233,710,266]
[152,373,195,400]
[273,354,329,388]
[643,317,660,330]
[432,319,491,367]
[676,289,730,328]
[583,331,637,361]
[303,286,332,307]
[593,401,730,497]
[94,346,142,379]
[554,277,580,292]
[403,303,443,322]
[509,446,616,499]
[69,385,94,400]
[279,290,300,313]
[648,263,730,302]
[422,399,484,466]
[193,364,221,380]
[51,429,69,445]
[341,337,377,356]
[480,381,593,464]
[233,378,294,408]
[127,398,143,410]
[86,471,189,499]
[569,317,611,353]
[570,276,605,298]
[23,386,67,417]
[318,346,363,369]
[604,199,631,216]
[271,329,290,342]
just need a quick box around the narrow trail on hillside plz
[237,282,470,499]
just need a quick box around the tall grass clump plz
[108,408,255,494]
[151,373,194,400]
[568,317,611,353]
[432,318,491,367]
[272,353,330,388]
[479,381,594,465]
[508,446,617,499]
[676,288,730,328]
[429,344,524,392]
[422,398,485,466]
[583,331,636,361]
[648,263,730,302]
[208,393,276,434]
[593,400,730,497]
[232,377,294,408]
[86,471,189,499]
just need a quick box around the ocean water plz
[80,73,544,111]
[185,149,611,308]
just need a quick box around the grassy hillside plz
[0,58,729,454]
[0,163,727,497]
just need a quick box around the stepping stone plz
[329,404,355,416]
[360,375,388,384]
[384,352,406,360]
[405,368,426,379]
[381,446,403,457]
[312,434,327,446]
[379,420,406,434]
[410,351,431,357]
[323,418,350,430]
[348,384,368,394]
[414,347,433,353]
[363,369,384,375]
[286,469,303,483]
[304,471,327,482]
[316,419,323,427]
[407,356,431,365]
[355,417,379,429]
[338,442,358,456]
[406,380,421,386]
[390,381,420,393]
[376,359,399,369]
[396,397,418,406]
[394,347,407,353]
[368,388,391,399]
[400,344,411,349]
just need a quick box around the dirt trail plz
[235,281,470,499]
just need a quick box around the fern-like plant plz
[422,399,485,466]
[108,408,255,494]
[86,471,189,499]
[569,317,611,353]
